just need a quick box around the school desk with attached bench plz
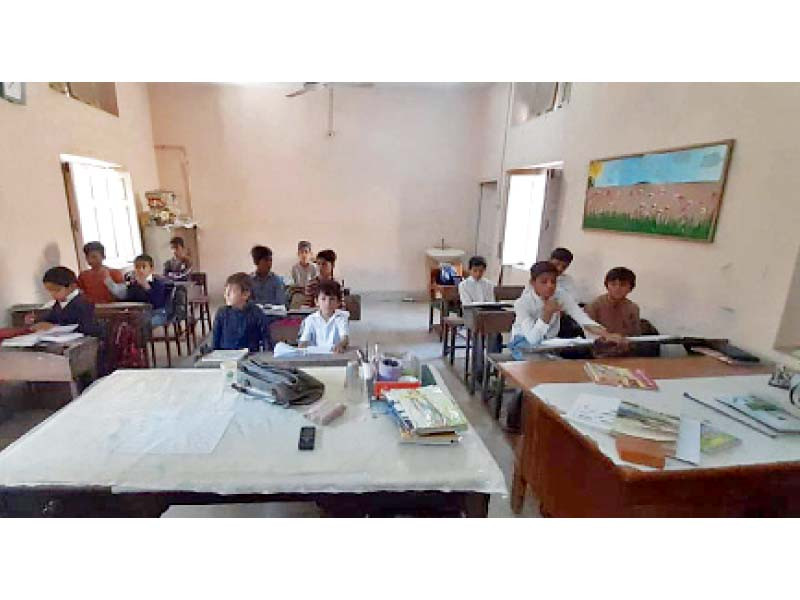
[494,355,800,517]
[0,366,505,517]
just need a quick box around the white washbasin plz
[426,247,466,262]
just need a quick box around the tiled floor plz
[0,296,541,517]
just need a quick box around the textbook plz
[200,349,250,365]
[716,394,800,434]
[386,386,468,435]
[611,401,680,443]
[584,362,658,390]
[700,423,741,454]
[1,325,82,347]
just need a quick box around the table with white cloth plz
[0,367,506,517]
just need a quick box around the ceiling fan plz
[285,83,374,137]
[285,82,373,98]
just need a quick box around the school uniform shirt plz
[126,274,171,310]
[212,303,270,352]
[556,273,578,300]
[163,256,193,281]
[510,286,599,346]
[78,267,124,304]
[585,294,642,336]
[298,309,349,350]
[458,276,495,305]
[250,271,287,306]
[290,262,318,287]
[42,289,102,337]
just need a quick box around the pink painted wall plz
[0,83,159,322]
[147,83,489,298]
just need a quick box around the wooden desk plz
[0,337,100,398]
[462,306,515,394]
[499,356,777,516]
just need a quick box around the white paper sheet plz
[673,417,702,465]
[273,342,333,357]
[1,324,82,347]
[112,410,235,454]
[539,337,594,349]
[565,393,621,432]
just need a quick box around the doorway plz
[475,180,501,282]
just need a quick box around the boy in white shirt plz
[458,256,495,305]
[550,247,578,300]
[298,279,349,353]
[509,261,623,359]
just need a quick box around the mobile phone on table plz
[298,426,316,450]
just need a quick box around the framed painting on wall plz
[583,140,734,242]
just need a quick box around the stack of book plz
[385,386,468,445]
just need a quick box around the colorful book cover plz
[611,401,680,442]
[700,423,741,454]
[386,386,468,434]
[716,395,800,434]
[584,363,658,390]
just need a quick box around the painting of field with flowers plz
[583,141,733,242]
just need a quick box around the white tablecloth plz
[532,374,800,471]
[0,368,506,496]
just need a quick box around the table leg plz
[469,333,482,394]
[511,462,526,514]
[449,324,457,365]
[464,329,471,384]
[463,492,490,517]
[441,321,449,357]
[494,373,505,419]
[481,346,491,402]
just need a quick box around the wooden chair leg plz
[428,301,434,332]
[449,325,457,365]
[481,346,491,402]
[204,302,212,333]
[150,340,157,368]
[442,322,449,357]
[464,330,471,384]
[199,305,207,336]
[165,330,172,368]
[186,318,193,353]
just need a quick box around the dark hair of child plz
[170,236,185,248]
[530,260,559,280]
[468,255,488,269]
[43,266,78,287]
[82,241,105,257]
[604,267,636,290]
[225,272,253,293]
[318,279,343,300]
[134,254,154,267]
[298,240,312,251]
[316,249,337,265]
[251,245,273,264]
[550,247,574,264]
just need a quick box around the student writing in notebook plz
[585,267,641,356]
[27,266,101,336]
[212,272,271,351]
[77,241,125,305]
[509,261,623,358]
[299,279,349,353]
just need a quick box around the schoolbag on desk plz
[236,359,325,407]
[114,321,147,369]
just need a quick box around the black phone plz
[298,426,316,450]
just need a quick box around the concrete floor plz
[0,296,540,517]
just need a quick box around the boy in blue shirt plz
[213,272,272,351]
[29,266,101,337]
[112,254,173,326]
[249,245,286,306]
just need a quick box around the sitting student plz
[29,266,101,336]
[163,236,193,281]
[303,249,338,307]
[250,245,287,306]
[212,272,271,351]
[509,261,623,358]
[291,241,319,287]
[550,247,578,300]
[77,241,125,304]
[585,267,642,356]
[299,280,349,353]
[458,255,495,305]
[123,254,173,327]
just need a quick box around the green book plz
[700,423,741,454]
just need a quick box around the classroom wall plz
[480,83,800,366]
[0,83,159,323]
[146,83,489,298]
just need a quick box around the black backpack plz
[236,359,325,407]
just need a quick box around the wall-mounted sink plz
[426,247,466,262]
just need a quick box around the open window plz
[61,155,142,270]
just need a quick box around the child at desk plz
[458,255,495,305]
[250,245,287,306]
[550,247,578,300]
[303,249,339,307]
[213,272,272,351]
[28,267,101,336]
[291,240,318,287]
[112,254,172,327]
[509,261,623,359]
[460,255,501,381]
[585,267,641,356]
[163,236,193,282]
[299,280,349,353]
[77,241,125,305]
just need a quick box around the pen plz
[682,392,777,438]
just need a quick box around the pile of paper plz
[1,324,84,347]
